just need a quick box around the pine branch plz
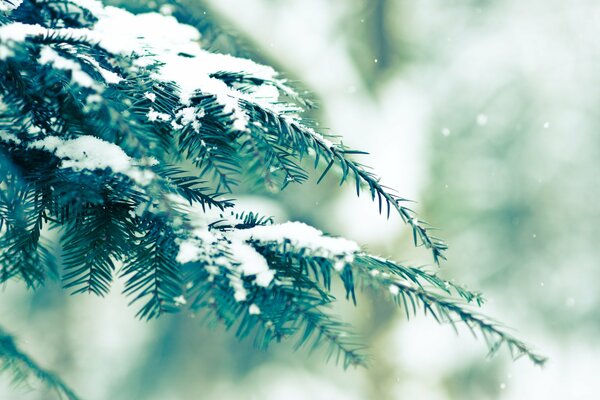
[242,102,448,263]
[118,78,181,153]
[185,261,296,347]
[231,223,536,364]
[353,255,547,366]
[0,326,79,400]
[361,255,485,305]
[0,3,546,392]
[237,126,308,190]
[285,290,368,368]
[61,199,133,296]
[176,96,242,192]
[121,214,183,319]
[210,70,316,109]
[0,183,56,287]
[261,256,367,368]
[156,166,233,211]
[181,236,368,367]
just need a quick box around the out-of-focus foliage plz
[0,327,78,400]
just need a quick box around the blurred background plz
[2,0,599,398]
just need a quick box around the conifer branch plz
[121,215,183,319]
[353,255,547,366]
[0,183,56,287]
[61,199,132,295]
[0,326,79,400]
[235,225,540,365]
[0,2,546,397]
[242,103,448,263]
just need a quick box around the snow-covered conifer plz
[0,1,544,397]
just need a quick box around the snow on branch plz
[0,1,545,389]
[234,221,360,260]
[29,135,157,185]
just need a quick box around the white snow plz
[229,273,248,302]
[175,107,205,132]
[147,108,171,122]
[176,107,197,125]
[229,239,274,287]
[233,221,360,259]
[79,55,123,84]
[0,23,45,43]
[333,260,346,271]
[0,131,21,145]
[248,304,261,315]
[176,241,203,264]
[304,125,335,149]
[0,0,22,12]
[0,23,120,86]
[0,44,12,60]
[29,135,156,185]
[159,4,175,16]
[168,196,279,292]
[97,67,122,84]
[84,5,278,131]
[38,46,98,89]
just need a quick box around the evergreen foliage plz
[0,0,545,397]
[0,326,78,400]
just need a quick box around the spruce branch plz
[0,326,79,400]
[288,296,368,369]
[210,70,316,110]
[0,2,546,397]
[258,249,367,367]
[0,182,56,287]
[230,221,540,365]
[360,255,485,305]
[157,165,233,211]
[61,198,133,295]
[176,96,242,192]
[242,102,448,263]
[178,230,368,367]
[121,214,183,319]
[352,255,547,366]
[236,124,309,190]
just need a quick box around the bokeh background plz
[2,0,599,398]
